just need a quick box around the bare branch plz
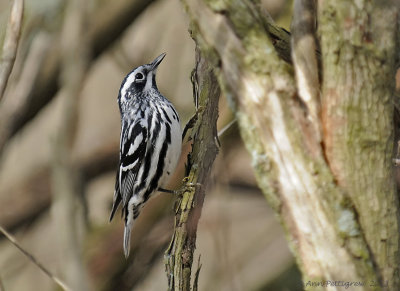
[217,118,236,138]
[0,0,24,101]
[164,45,220,290]
[0,226,71,291]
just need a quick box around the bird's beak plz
[150,53,166,71]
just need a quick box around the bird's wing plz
[110,118,148,221]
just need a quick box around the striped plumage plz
[110,53,182,258]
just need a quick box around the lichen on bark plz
[178,0,400,290]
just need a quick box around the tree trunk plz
[182,0,400,290]
[319,1,400,288]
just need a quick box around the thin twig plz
[217,118,236,138]
[0,0,24,101]
[0,226,71,291]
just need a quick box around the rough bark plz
[182,0,400,290]
[164,44,220,290]
[319,0,400,288]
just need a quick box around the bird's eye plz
[135,72,144,80]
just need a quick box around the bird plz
[110,53,182,258]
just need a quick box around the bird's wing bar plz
[110,119,148,221]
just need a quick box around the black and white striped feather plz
[110,53,182,258]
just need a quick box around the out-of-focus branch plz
[164,45,220,290]
[50,0,91,290]
[291,0,321,140]
[0,0,24,101]
[0,144,118,232]
[0,32,51,154]
[87,0,155,59]
[0,0,155,153]
[101,215,173,290]
[0,226,71,291]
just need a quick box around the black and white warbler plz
[110,53,182,258]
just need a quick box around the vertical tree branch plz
[164,43,220,290]
[0,0,24,101]
[50,1,91,290]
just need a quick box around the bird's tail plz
[123,223,132,258]
[123,205,140,258]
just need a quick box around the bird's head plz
[118,53,166,111]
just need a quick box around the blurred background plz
[0,0,304,290]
